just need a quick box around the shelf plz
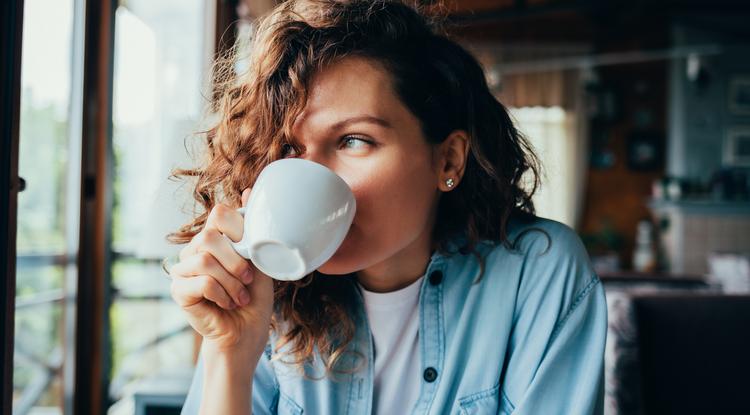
[648,199,750,215]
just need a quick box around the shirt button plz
[423,367,438,382]
[429,270,443,286]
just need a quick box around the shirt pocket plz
[458,383,515,415]
[277,392,304,415]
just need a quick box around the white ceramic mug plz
[227,158,356,281]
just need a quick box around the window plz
[10,0,219,412]
[108,0,215,410]
[14,0,83,413]
[510,106,582,227]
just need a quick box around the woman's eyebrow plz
[328,115,393,131]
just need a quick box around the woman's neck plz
[355,229,435,293]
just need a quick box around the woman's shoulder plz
[441,216,592,272]
[441,216,598,293]
[463,216,591,264]
[505,216,585,255]
[474,217,601,316]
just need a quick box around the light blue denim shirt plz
[182,218,608,414]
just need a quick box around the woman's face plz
[285,56,442,276]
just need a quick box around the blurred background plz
[1,0,749,414]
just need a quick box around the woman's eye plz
[281,143,297,157]
[340,136,371,151]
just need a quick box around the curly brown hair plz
[168,0,540,377]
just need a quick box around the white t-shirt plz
[358,276,424,415]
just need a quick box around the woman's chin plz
[316,263,352,275]
[316,252,357,275]
[316,238,361,275]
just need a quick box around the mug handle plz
[227,207,251,259]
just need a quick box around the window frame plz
[1,0,24,413]
[74,0,117,412]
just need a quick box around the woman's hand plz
[169,188,274,356]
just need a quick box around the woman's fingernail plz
[239,289,250,306]
[242,268,254,284]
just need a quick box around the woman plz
[170,1,607,414]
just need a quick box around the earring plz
[445,178,455,188]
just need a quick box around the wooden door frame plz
[75,0,117,413]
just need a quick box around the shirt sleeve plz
[180,342,280,415]
[500,222,608,415]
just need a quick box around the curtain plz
[467,43,590,229]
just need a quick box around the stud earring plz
[445,178,455,188]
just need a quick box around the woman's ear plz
[436,130,470,191]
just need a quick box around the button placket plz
[415,264,446,413]
[347,279,375,414]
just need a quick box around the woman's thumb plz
[241,188,251,207]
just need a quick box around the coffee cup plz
[226,158,356,281]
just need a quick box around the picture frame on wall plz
[728,77,750,115]
[626,131,663,171]
[724,127,750,167]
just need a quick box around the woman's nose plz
[299,152,349,185]
[299,147,333,170]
